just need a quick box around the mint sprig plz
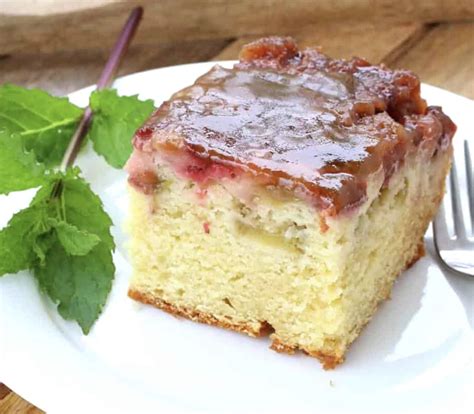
[0,7,144,333]
[0,169,115,333]
[0,84,152,333]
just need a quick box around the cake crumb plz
[329,380,335,387]
[203,222,210,234]
[196,188,208,199]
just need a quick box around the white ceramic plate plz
[0,62,473,414]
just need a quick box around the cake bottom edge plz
[128,287,272,337]
[128,287,344,369]
[127,240,424,370]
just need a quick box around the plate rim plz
[1,60,473,414]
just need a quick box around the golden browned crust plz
[406,241,425,269]
[129,288,345,368]
[270,338,343,370]
[306,350,344,370]
[128,289,273,337]
[269,338,296,355]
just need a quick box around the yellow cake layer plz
[127,151,450,368]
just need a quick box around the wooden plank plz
[0,38,231,96]
[393,22,474,98]
[213,23,426,63]
[0,384,43,414]
[1,0,473,54]
[214,22,474,99]
[0,383,11,400]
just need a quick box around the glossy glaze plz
[130,37,456,214]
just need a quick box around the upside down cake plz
[126,37,455,368]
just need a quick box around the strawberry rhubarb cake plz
[125,37,455,368]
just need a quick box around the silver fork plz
[433,140,474,277]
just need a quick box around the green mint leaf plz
[0,84,83,167]
[35,238,114,334]
[57,168,115,250]
[88,89,154,168]
[33,169,115,334]
[0,129,46,194]
[1,168,115,333]
[50,219,101,256]
[0,203,50,275]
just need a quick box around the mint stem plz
[59,7,143,172]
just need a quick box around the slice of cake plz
[126,37,456,368]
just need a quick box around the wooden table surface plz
[0,2,473,412]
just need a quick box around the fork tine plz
[433,202,451,246]
[465,140,474,235]
[449,155,467,241]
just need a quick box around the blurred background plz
[0,0,473,412]
[0,0,473,98]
